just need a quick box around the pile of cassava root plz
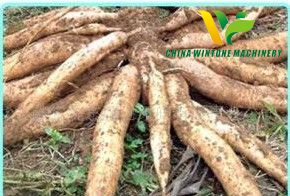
[4,7,287,195]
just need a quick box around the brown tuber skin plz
[223,31,287,63]
[148,59,171,194]
[9,31,128,123]
[196,56,287,87]
[4,8,73,50]
[129,44,152,104]
[4,10,118,50]
[4,34,93,81]
[5,73,114,145]
[4,70,53,108]
[86,65,140,196]
[159,8,190,32]
[138,64,150,104]
[189,100,287,186]
[168,32,219,49]
[22,7,104,28]
[165,74,262,196]
[172,58,287,113]
[4,51,125,108]
[194,32,287,87]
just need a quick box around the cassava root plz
[4,51,125,108]
[86,65,140,196]
[166,74,262,196]
[9,31,128,123]
[172,58,287,113]
[189,100,287,186]
[4,34,94,81]
[5,73,114,145]
[4,9,118,50]
[22,7,104,28]
[148,59,171,194]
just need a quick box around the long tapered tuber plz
[4,34,93,81]
[22,7,104,28]
[4,51,125,108]
[197,33,287,84]
[172,58,286,112]
[4,73,114,145]
[148,59,171,194]
[86,65,140,196]
[5,8,106,35]
[4,10,118,50]
[196,56,287,87]
[9,31,128,122]
[166,74,261,196]
[4,8,73,50]
[189,100,287,186]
